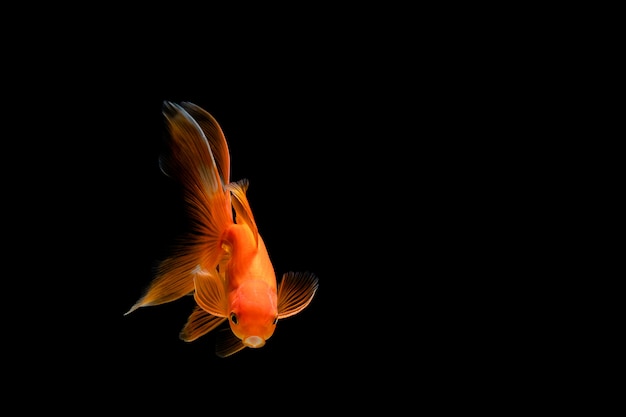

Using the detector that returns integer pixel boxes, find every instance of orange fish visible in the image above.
[125,101,319,357]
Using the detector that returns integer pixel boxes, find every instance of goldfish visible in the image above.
[125,101,319,357]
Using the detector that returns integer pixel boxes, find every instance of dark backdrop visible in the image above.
[16,41,504,411]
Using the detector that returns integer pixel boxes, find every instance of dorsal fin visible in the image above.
[226,179,259,246]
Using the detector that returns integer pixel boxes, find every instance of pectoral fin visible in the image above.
[277,271,319,319]
[215,329,247,358]
[193,267,228,317]
[180,305,226,342]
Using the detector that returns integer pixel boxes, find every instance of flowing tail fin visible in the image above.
[125,102,233,315]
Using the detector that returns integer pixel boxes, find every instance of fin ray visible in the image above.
[277,271,319,319]
[227,179,259,245]
[124,242,218,315]
[215,329,247,358]
[125,102,235,316]
[179,102,230,185]
[180,305,226,342]
[161,101,233,248]
[193,267,228,317]
[160,101,222,194]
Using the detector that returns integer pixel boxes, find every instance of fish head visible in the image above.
[228,280,278,348]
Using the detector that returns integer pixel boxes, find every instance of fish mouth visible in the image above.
[243,336,265,348]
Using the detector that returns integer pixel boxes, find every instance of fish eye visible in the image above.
[230,312,238,324]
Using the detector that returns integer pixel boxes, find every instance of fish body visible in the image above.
[126,101,318,357]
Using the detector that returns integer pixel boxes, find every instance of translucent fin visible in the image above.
[160,101,222,194]
[160,101,233,246]
[226,179,258,246]
[179,102,230,186]
[215,329,247,358]
[124,243,216,316]
[124,102,235,317]
[160,101,234,255]
[193,267,228,317]
[277,271,319,319]
[179,305,226,342]
[124,256,196,315]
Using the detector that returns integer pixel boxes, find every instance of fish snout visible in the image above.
[243,336,265,348]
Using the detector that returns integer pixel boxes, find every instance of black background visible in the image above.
[30,71,423,407]
[11,28,512,410]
